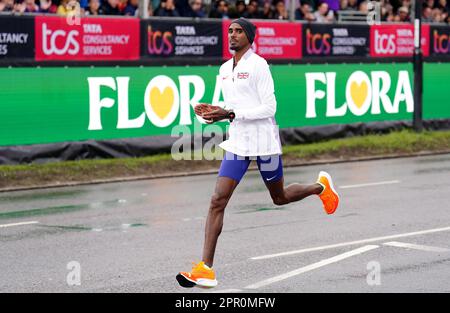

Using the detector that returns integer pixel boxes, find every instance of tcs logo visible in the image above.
[374,30,395,54]
[433,30,449,54]
[147,26,173,55]
[41,22,80,56]
[305,29,331,55]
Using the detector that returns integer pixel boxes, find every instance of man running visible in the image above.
[176,18,339,289]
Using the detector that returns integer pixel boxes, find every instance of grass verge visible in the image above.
[1,129,449,190]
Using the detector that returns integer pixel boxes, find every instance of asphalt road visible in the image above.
[1,154,450,293]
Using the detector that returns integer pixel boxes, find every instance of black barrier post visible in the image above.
[413,0,423,132]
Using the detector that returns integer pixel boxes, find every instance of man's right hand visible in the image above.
[202,107,231,124]
[194,103,213,117]
[194,103,221,117]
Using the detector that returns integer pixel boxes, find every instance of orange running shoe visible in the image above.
[316,171,339,215]
[176,261,218,288]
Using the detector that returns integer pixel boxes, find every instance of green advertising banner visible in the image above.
[0,63,449,147]
[422,63,450,120]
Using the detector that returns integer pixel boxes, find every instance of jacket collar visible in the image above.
[232,47,253,68]
[241,47,253,60]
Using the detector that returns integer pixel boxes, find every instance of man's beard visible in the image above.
[230,43,244,52]
[229,44,239,51]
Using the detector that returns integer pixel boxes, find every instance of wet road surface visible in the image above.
[1,154,450,292]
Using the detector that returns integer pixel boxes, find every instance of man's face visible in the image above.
[319,3,328,14]
[218,1,227,13]
[248,1,257,13]
[301,4,311,13]
[90,0,100,9]
[237,3,245,12]
[276,1,284,12]
[228,23,249,52]
[191,0,202,11]
[109,0,119,7]
[399,10,408,19]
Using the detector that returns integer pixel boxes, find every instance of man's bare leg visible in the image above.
[264,177,323,206]
[202,176,239,267]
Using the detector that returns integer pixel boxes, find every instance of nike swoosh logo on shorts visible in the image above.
[267,175,277,181]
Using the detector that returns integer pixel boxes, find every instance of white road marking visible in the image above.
[0,221,39,228]
[251,225,450,260]
[245,245,379,289]
[383,241,450,253]
[339,180,400,189]
[209,289,243,293]
[183,217,203,222]
[89,202,103,209]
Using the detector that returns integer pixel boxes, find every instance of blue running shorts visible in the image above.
[218,151,283,183]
